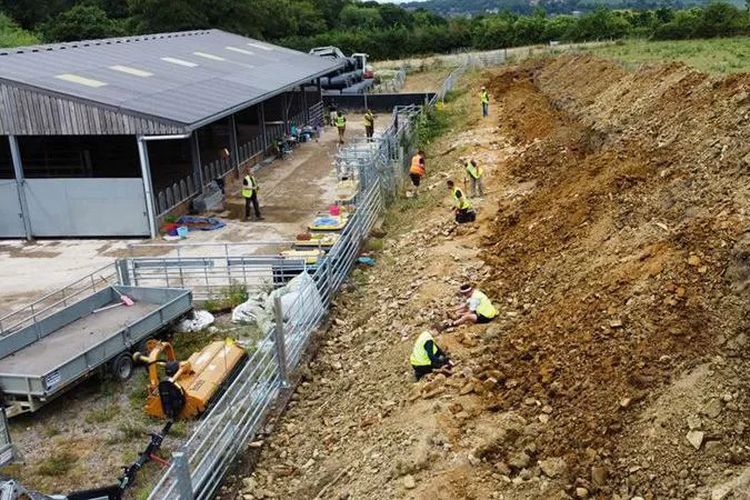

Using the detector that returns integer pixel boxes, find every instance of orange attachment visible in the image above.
[136,339,247,419]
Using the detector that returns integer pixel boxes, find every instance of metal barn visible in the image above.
[0,30,340,239]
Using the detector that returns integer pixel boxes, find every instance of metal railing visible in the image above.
[0,61,469,499]
[0,262,119,336]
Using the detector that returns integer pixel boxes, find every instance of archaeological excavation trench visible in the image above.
[224,55,750,500]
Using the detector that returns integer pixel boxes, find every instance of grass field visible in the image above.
[589,37,750,74]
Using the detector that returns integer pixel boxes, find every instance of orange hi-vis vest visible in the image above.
[409,155,425,177]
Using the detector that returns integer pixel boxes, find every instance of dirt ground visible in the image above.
[0,119,368,317]
[223,56,750,500]
[0,120,370,496]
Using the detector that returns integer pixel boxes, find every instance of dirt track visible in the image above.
[227,56,750,500]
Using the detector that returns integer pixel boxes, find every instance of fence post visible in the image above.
[172,451,193,499]
[273,295,290,388]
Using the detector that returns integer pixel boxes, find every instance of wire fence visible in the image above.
[0,59,470,499]
[143,62,471,499]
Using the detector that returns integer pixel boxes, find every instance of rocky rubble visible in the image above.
[222,56,750,500]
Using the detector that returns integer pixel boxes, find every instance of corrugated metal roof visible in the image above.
[0,30,340,134]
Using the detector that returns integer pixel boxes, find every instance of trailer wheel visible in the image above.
[111,353,134,382]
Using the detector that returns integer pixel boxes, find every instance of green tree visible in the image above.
[0,0,70,29]
[0,12,40,47]
[572,7,632,41]
[128,0,207,32]
[696,1,747,37]
[43,4,124,42]
[339,5,384,29]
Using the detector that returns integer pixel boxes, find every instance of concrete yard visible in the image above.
[0,118,370,317]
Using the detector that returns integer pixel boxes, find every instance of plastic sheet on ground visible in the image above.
[176,310,215,332]
[232,272,325,343]
[176,215,226,231]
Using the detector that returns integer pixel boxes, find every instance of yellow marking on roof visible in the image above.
[225,46,255,56]
[161,57,199,67]
[193,52,225,61]
[54,73,107,88]
[109,65,153,77]
[247,42,273,51]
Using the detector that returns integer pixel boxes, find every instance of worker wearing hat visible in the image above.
[410,329,451,380]
[480,86,490,118]
[449,284,498,327]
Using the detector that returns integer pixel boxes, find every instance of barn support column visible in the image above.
[282,93,290,134]
[190,131,205,194]
[229,114,239,172]
[259,103,269,151]
[8,136,33,242]
[136,137,158,239]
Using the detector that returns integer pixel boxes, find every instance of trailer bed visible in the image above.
[0,302,159,376]
[0,285,192,416]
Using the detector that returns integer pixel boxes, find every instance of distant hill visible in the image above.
[402,0,745,15]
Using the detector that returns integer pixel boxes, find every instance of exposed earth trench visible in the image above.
[219,55,750,500]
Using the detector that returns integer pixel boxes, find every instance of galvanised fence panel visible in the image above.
[144,63,469,499]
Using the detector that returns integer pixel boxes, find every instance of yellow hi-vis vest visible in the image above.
[481,91,489,104]
[410,331,437,367]
[335,115,347,128]
[466,161,483,179]
[471,289,498,318]
[452,187,472,210]
[364,112,374,127]
[242,175,258,198]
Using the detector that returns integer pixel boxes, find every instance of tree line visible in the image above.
[1,0,749,60]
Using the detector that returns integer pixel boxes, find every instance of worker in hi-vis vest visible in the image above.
[364,109,375,141]
[408,150,426,195]
[335,110,347,144]
[446,179,475,223]
[242,167,263,221]
[464,158,484,198]
[481,86,490,118]
[410,330,451,380]
[446,283,498,328]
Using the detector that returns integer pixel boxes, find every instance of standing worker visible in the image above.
[364,109,375,141]
[410,330,451,380]
[335,110,347,144]
[447,179,475,223]
[481,86,490,118]
[242,167,264,221]
[465,158,485,198]
[409,150,426,196]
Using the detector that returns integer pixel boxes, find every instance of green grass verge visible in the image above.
[588,36,750,74]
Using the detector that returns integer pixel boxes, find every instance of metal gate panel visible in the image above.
[24,178,149,237]
[0,180,25,237]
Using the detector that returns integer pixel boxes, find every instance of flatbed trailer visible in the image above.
[0,286,192,417]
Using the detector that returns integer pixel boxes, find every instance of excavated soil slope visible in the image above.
[225,56,750,500]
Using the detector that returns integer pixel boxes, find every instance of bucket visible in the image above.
[329,205,341,216]
[176,226,188,238]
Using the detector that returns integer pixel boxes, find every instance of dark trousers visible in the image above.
[245,193,261,219]
[365,126,374,139]
[455,209,476,223]
[413,351,449,380]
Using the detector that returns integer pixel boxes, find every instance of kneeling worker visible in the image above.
[449,284,498,327]
[447,179,476,223]
[410,330,451,380]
